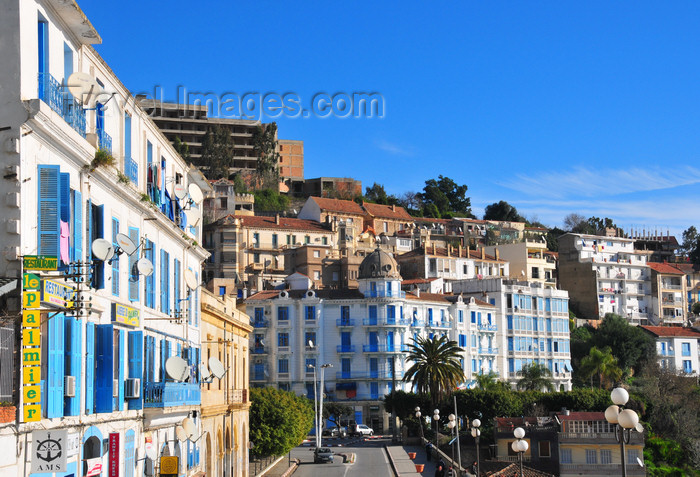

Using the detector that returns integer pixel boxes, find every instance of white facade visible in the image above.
[0,1,209,476]
[452,278,573,391]
[641,326,700,376]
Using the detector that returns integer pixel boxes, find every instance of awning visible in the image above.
[336,382,357,391]
[0,278,17,298]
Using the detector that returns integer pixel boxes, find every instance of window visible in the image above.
[278,307,289,322]
[313,250,320,258]
[683,360,692,373]
[471,311,476,324]
[682,342,691,356]
[585,449,598,464]
[459,334,466,347]
[305,306,315,321]
[218,286,226,296]
[253,233,260,248]
[305,235,310,244]
[458,310,464,323]
[600,449,612,464]
[383,222,388,233]
[627,448,640,465]
[305,332,316,346]
[271,234,278,248]
[305,358,316,372]
[278,359,289,374]
[560,449,572,464]
[160,249,169,312]
[313,271,320,280]
[341,306,350,323]
[538,441,550,458]
[145,240,156,309]
[322,237,328,245]
[278,333,289,347]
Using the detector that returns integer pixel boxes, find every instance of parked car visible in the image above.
[353,424,374,436]
[314,447,334,464]
[322,426,347,438]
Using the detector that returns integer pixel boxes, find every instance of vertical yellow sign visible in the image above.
[21,280,42,422]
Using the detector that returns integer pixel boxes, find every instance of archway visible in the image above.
[225,425,232,477]
[233,423,239,477]
[82,426,103,477]
[217,427,223,477]
[205,432,213,477]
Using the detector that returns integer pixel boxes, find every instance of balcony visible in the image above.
[336,345,356,353]
[427,321,451,330]
[230,389,248,404]
[410,320,425,328]
[559,464,645,476]
[144,382,200,408]
[253,319,269,328]
[478,347,499,355]
[364,290,406,298]
[38,73,86,138]
[125,156,138,183]
[362,344,407,353]
[362,317,411,326]
[478,324,498,332]
[98,129,113,154]
[336,370,404,380]
[252,346,267,355]
[336,318,355,327]
[559,432,644,444]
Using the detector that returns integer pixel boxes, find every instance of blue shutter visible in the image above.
[112,218,119,296]
[85,322,95,414]
[93,205,105,289]
[125,430,135,477]
[47,313,65,418]
[59,173,70,223]
[174,259,181,315]
[64,317,81,416]
[128,227,139,301]
[127,331,143,410]
[95,324,114,413]
[118,329,125,411]
[160,339,167,381]
[87,199,92,263]
[37,21,47,74]
[148,336,156,383]
[72,190,82,262]
[38,165,60,256]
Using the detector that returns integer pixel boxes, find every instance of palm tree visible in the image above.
[580,346,623,389]
[475,371,504,391]
[403,335,465,407]
[516,363,555,392]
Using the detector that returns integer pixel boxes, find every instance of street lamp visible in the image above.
[318,363,333,447]
[512,427,528,477]
[415,407,424,442]
[605,387,642,477]
[448,414,456,473]
[433,409,440,451]
[307,363,318,448]
[470,419,481,477]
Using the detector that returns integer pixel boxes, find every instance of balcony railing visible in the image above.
[336,370,404,380]
[230,389,248,404]
[336,318,355,327]
[336,345,356,353]
[253,319,269,328]
[363,317,411,326]
[38,72,86,137]
[125,156,138,183]
[559,464,645,476]
[98,129,113,154]
[410,320,425,328]
[365,290,406,298]
[362,344,409,353]
[478,347,499,355]
[144,382,200,408]
[478,324,498,331]
[427,321,451,329]
[252,347,267,354]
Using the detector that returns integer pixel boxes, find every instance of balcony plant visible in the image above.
[86,148,116,172]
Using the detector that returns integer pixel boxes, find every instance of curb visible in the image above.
[256,455,285,477]
[384,444,400,477]
[280,459,299,477]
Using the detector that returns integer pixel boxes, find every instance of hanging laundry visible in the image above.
[60,221,70,264]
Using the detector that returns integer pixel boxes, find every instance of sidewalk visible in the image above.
[256,455,297,477]
[386,444,437,477]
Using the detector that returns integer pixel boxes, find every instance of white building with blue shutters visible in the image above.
[244,248,499,432]
[0,0,209,476]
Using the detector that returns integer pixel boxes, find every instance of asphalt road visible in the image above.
[290,436,395,477]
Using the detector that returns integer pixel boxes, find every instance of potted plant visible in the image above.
[0,402,16,423]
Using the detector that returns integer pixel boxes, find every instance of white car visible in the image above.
[355,424,374,436]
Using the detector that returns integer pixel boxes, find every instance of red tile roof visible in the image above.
[484,463,554,477]
[362,202,413,221]
[310,197,364,215]
[210,214,331,232]
[640,326,700,338]
[647,262,684,275]
[401,278,439,285]
[674,263,700,274]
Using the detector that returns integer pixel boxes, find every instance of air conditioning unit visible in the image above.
[113,379,119,398]
[64,375,76,397]
[125,378,141,399]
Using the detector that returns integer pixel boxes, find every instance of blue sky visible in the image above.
[79,1,700,236]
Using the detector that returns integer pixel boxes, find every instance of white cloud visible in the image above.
[376,140,414,157]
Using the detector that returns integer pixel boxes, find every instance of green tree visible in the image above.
[516,363,555,392]
[680,226,698,258]
[252,123,280,187]
[249,387,314,456]
[475,371,510,391]
[419,176,474,218]
[483,201,525,222]
[403,335,465,408]
[364,183,400,205]
[253,188,290,212]
[692,302,700,316]
[592,313,655,372]
[323,402,353,429]
[383,390,429,421]
[545,227,566,252]
[199,125,233,179]
[173,136,190,162]
[579,346,623,389]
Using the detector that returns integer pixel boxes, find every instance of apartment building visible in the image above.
[494,412,645,476]
[362,202,414,236]
[486,228,557,287]
[558,233,652,324]
[200,290,252,477]
[298,196,366,238]
[0,1,209,475]
[676,263,700,315]
[203,214,334,292]
[640,326,700,375]
[452,278,573,392]
[647,262,687,325]
[278,139,304,184]
[302,177,362,199]
[243,249,497,431]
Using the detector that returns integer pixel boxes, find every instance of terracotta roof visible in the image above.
[674,263,700,274]
[640,326,700,338]
[556,411,605,421]
[209,214,331,232]
[647,262,684,275]
[310,197,364,215]
[401,278,439,285]
[362,202,413,220]
[484,463,554,477]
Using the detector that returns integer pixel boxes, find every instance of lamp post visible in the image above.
[448,414,456,474]
[318,363,333,448]
[415,407,424,442]
[307,363,318,448]
[433,409,440,452]
[512,427,528,477]
[470,419,481,477]
[605,387,641,477]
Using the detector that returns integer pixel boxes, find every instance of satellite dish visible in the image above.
[209,357,226,379]
[92,238,115,261]
[66,71,103,100]
[188,183,204,204]
[637,457,644,468]
[635,423,644,433]
[137,258,154,277]
[184,209,200,227]
[174,184,188,200]
[165,356,190,382]
[175,426,188,442]
[181,418,196,439]
[116,233,137,255]
[144,441,157,461]
[200,363,212,382]
[184,269,198,290]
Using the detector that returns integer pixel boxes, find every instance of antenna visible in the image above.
[115,233,138,256]
[137,258,154,277]
[208,357,227,379]
[91,238,115,261]
[165,356,190,382]
[184,269,198,290]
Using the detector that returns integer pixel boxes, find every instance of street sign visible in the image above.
[23,255,58,270]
